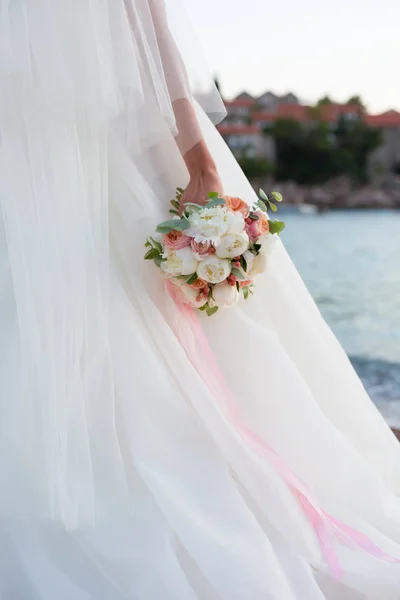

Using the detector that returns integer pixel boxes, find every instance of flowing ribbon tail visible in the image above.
[165,282,400,579]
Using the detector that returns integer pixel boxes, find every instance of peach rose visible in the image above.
[191,239,216,260]
[239,279,253,288]
[163,230,191,251]
[189,278,209,290]
[245,211,269,241]
[224,196,250,219]
[196,287,210,303]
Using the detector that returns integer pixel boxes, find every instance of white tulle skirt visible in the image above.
[2,5,400,599]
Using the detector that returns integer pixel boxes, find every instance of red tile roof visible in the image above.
[253,104,310,123]
[217,125,260,135]
[319,103,362,122]
[366,110,400,128]
[225,99,254,108]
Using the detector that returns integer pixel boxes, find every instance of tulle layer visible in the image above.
[0,0,225,151]
[2,106,400,597]
[2,4,400,596]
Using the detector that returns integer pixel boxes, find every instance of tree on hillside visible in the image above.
[269,116,381,184]
[346,95,366,111]
[316,95,333,107]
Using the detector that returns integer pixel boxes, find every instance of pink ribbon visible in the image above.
[165,281,400,579]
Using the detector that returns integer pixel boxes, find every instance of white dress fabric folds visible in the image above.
[1,1,400,599]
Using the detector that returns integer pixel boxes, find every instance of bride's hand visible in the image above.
[179,168,223,215]
[179,140,223,215]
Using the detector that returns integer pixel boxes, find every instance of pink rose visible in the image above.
[191,239,216,259]
[163,230,191,250]
[245,211,269,241]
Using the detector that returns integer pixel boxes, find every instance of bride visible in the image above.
[1,1,400,598]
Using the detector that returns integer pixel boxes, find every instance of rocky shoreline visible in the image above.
[251,176,400,210]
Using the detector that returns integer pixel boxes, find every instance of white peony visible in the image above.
[161,247,198,277]
[210,282,240,308]
[242,250,255,272]
[187,206,244,245]
[216,231,249,259]
[248,252,268,277]
[258,232,278,255]
[180,285,208,308]
[196,255,231,284]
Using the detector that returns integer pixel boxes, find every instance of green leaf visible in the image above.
[205,198,226,209]
[248,213,259,220]
[206,305,219,317]
[268,201,278,212]
[240,255,247,272]
[231,267,245,280]
[243,287,249,300]
[259,189,269,201]
[236,281,240,292]
[185,273,198,285]
[207,192,219,198]
[170,199,180,210]
[256,199,268,212]
[183,202,202,209]
[271,191,283,203]
[199,304,208,311]
[169,209,179,215]
[268,220,286,235]
[154,257,164,268]
[252,243,262,253]
[144,248,161,261]
[156,218,190,233]
[144,239,152,248]
[177,187,184,194]
[149,237,163,253]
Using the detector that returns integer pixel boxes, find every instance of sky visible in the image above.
[184,0,400,114]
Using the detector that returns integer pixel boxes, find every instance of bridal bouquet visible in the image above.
[144,189,285,316]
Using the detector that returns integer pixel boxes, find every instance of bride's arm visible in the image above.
[147,0,223,210]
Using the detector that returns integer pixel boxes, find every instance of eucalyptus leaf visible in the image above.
[259,189,269,201]
[248,213,259,220]
[231,267,245,280]
[256,199,268,212]
[206,305,219,317]
[156,218,190,233]
[271,191,283,203]
[205,198,226,209]
[183,202,202,208]
[268,220,286,235]
[268,201,278,212]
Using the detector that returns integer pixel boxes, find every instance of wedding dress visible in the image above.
[1,1,400,599]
